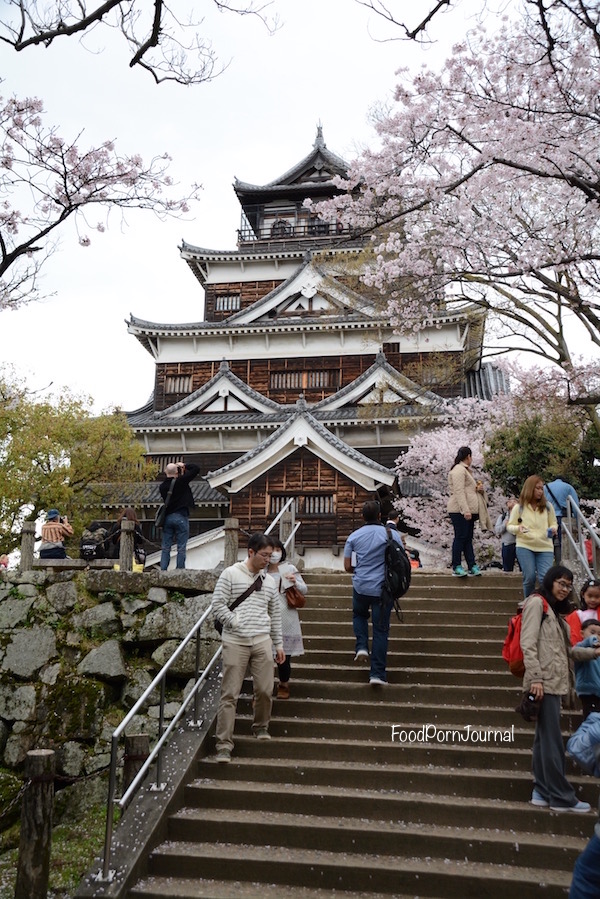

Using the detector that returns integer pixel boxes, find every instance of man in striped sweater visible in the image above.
[213,533,284,763]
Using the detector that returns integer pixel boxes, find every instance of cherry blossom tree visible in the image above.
[397,362,600,561]
[396,395,511,564]
[0,93,201,310]
[0,1,279,85]
[315,1,600,434]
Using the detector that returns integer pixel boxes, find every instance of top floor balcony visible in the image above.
[237,218,361,251]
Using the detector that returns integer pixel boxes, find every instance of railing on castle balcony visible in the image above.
[237,220,356,245]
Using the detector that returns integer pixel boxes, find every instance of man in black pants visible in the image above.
[159,461,200,570]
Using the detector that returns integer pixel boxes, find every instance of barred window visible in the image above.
[269,495,334,516]
[165,375,192,394]
[270,496,300,516]
[304,495,334,515]
[270,370,338,390]
[215,294,241,312]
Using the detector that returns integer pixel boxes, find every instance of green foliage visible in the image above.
[0,366,157,553]
[485,413,600,498]
[0,775,108,898]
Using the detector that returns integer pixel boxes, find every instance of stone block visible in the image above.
[72,602,120,636]
[77,640,127,683]
[137,595,211,643]
[46,580,79,614]
[3,626,57,678]
[0,597,35,630]
[0,683,37,721]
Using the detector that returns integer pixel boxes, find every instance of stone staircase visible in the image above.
[126,570,597,899]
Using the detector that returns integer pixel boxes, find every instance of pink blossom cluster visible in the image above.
[0,93,201,310]
[315,5,600,380]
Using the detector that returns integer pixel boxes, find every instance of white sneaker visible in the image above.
[550,800,591,813]
[354,649,369,663]
[369,676,387,686]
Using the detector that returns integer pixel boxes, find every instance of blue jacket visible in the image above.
[574,635,600,696]
[344,522,404,597]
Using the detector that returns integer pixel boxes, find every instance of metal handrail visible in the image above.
[560,496,600,582]
[265,497,299,556]
[97,602,222,882]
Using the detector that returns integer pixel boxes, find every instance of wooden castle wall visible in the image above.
[228,448,379,546]
[154,350,465,410]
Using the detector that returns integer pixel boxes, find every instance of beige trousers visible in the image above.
[215,636,273,752]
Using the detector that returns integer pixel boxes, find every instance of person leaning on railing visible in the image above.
[39,509,73,559]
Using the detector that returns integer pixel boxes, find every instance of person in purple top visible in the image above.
[344,500,404,687]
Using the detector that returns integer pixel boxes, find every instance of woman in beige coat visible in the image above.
[521,565,595,812]
[447,446,484,577]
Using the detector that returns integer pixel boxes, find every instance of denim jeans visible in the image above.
[449,513,476,570]
[515,547,554,597]
[570,833,600,898]
[160,511,190,569]
[352,588,392,682]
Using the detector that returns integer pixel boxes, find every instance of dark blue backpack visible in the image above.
[380,527,411,621]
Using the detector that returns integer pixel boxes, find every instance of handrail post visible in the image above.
[15,749,55,899]
[223,517,239,567]
[19,522,36,572]
[119,519,135,572]
[100,733,120,881]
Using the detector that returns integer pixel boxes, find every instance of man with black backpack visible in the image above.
[343,501,407,687]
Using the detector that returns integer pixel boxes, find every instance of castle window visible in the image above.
[269,495,334,516]
[269,493,334,518]
[270,370,339,390]
[215,294,241,312]
[165,376,192,394]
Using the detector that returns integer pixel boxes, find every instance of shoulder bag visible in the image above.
[214,575,263,635]
[154,478,176,528]
[282,582,306,609]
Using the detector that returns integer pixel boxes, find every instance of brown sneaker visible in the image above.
[277,682,290,699]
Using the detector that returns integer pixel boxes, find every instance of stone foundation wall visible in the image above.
[0,567,219,777]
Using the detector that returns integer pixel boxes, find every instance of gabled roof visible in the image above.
[206,398,396,493]
[153,360,282,420]
[313,351,445,412]
[224,256,374,326]
[234,127,348,202]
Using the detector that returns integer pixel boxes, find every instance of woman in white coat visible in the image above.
[267,538,307,699]
[447,446,484,577]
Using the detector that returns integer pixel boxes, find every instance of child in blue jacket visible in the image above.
[574,620,600,720]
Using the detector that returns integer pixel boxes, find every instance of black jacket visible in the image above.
[160,463,201,516]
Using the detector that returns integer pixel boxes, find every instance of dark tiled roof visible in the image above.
[207,401,394,482]
[464,364,510,400]
[98,480,227,509]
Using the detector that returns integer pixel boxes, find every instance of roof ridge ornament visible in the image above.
[219,359,230,372]
[314,124,325,150]
[296,394,308,412]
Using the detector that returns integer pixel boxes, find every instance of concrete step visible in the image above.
[194,756,595,817]
[300,621,509,639]
[144,840,573,898]
[117,570,588,899]
[185,775,595,836]
[167,806,584,870]
[129,878,430,899]
[298,649,511,671]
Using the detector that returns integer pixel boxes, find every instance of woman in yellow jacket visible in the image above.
[508,475,557,597]
[447,446,483,577]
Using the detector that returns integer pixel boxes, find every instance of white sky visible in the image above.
[0,0,490,412]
